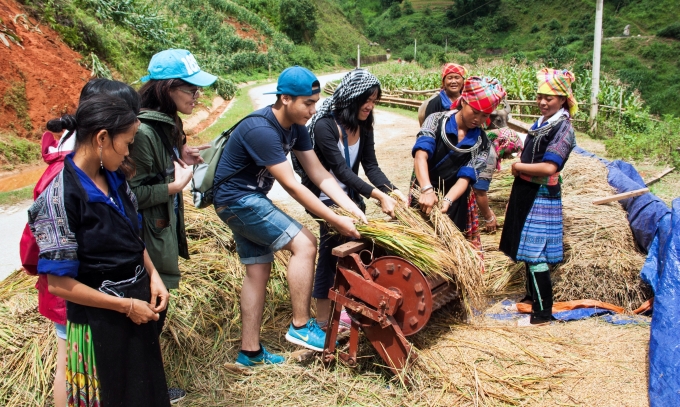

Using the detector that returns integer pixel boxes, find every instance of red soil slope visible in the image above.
[0,0,89,141]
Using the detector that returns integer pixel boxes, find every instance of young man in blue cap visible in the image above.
[213,66,366,366]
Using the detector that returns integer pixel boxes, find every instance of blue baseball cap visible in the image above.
[264,66,320,96]
[140,49,217,87]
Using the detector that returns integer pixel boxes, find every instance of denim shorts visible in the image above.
[216,193,302,264]
[55,322,67,340]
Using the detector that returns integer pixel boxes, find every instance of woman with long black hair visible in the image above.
[28,95,170,406]
[301,69,406,329]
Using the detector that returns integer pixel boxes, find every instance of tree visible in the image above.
[381,0,401,10]
[451,0,500,24]
[402,0,414,15]
[279,0,318,44]
[389,3,401,19]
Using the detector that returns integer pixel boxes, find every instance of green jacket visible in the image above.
[129,110,189,289]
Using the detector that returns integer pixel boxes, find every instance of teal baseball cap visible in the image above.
[264,65,320,96]
[140,49,217,87]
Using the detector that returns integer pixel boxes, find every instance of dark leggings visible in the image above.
[312,200,347,299]
[525,263,553,321]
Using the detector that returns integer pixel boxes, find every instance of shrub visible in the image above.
[454,0,500,22]
[211,77,238,99]
[530,24,540,33]
[287,45,321,68]
[657,23,680,40]
[3,81,32,132]
[565,34,581,43]
[604,113,680,168]
[389,3,401,19]
[279,0,318,44]
[0,133,40,164]
[402,0,414,15]
[547,19,562,31]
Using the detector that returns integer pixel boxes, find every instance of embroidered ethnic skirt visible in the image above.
[66,322,100,407]
[500,177,564,265]
[515,185,563,263]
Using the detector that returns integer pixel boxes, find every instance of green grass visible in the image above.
[3,81,32,133]
[0,185,33,207]
[347,0,680,117]
[0,133,41,169]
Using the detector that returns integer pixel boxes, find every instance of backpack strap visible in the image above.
[209,113,284,193]
[138,118,180,186]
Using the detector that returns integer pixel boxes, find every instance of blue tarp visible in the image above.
[606,160,670,251]
[485,300,650,325]
[648,199,680,407]
[575,147,680,404]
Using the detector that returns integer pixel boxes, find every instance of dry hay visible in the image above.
[0,272,58,406]
[486,153,652,310]
[0,192,651,406]
[331,194,485,313]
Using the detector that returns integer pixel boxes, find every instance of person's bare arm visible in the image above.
[144,249,169,313]
[474,189,497,232]
[293,149,367,223]
[47,274,159,324]
[414,150,438,214]
[267,160,361,238]
[512,162,558,177]
[440,178,470,213]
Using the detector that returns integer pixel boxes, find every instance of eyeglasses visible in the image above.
[178,87,201,98]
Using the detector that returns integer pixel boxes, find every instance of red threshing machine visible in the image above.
[322,241,460,375]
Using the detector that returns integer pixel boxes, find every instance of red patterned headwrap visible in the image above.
[441,63,467,81]
[460,76,506,114]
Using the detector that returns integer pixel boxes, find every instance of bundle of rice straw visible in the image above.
[331,192,484,311]
[485,153,651,309]
[555,153,650,309]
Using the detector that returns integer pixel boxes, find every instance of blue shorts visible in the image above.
[216,193,302,264]
[55,322,67,340]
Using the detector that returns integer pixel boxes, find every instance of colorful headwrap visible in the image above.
[441,63,468,81]
[536,68,579,117]
[487,128,523,170]
[307,68,380,145]
[460,76,506,114]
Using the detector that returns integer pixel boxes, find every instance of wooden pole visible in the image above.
[589,0,603,132]
[592,188,649,205]
[644,168,675,186]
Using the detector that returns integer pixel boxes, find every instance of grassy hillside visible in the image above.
[15,0,376,90]
[335,0,680,117]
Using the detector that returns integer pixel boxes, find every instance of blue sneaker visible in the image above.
[285,319,327,351]
[235,345,284,367]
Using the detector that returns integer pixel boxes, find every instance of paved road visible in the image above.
[0,202,31,280]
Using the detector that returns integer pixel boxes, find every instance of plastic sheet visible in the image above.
[648,198,680,407]
[606,160,670,251]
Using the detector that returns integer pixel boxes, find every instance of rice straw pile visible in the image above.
[485,153,651,309]
[0,272,57,406]
[0,192,651,406]
[331,193,484,311]
[555,153,650,309]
